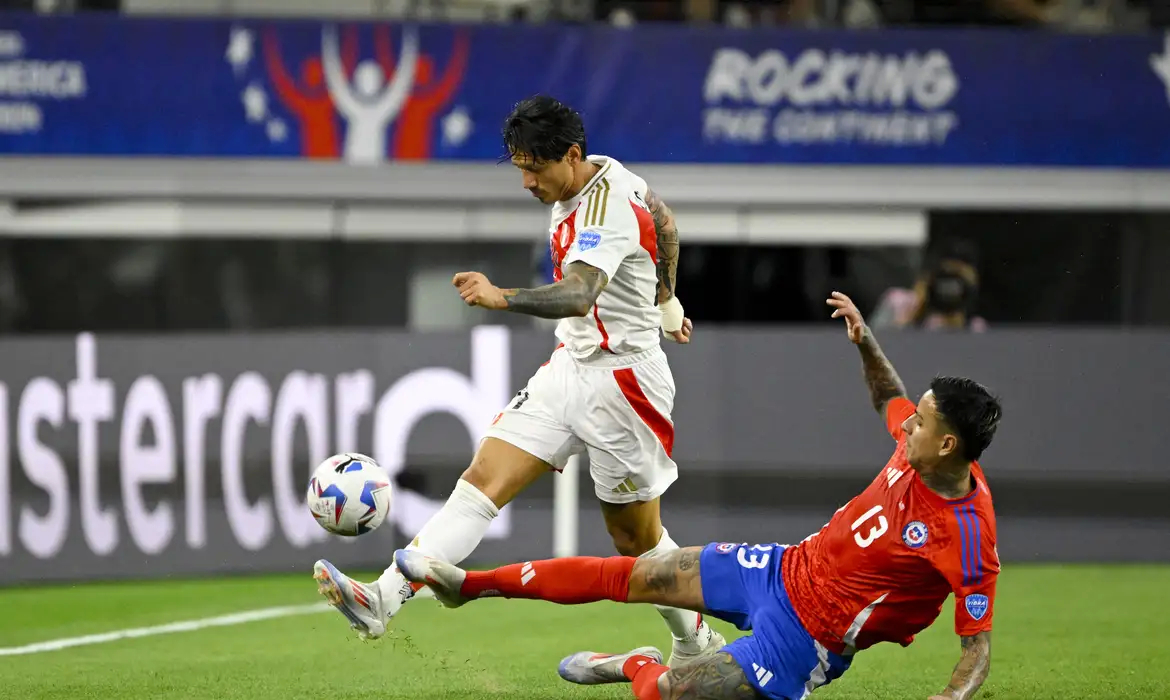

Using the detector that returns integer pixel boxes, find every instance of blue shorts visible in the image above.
[699,542,852,700]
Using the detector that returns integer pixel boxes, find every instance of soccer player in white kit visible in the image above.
[313,95,725,666]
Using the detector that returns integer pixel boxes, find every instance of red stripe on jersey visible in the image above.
[593,305,613,353]
[631,198,657,264]
[614,368,674,457]
[551,211,578,282]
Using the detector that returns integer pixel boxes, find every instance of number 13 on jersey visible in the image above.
[851,505,889,549]
[734,504,889,572]
[737,544,774,569]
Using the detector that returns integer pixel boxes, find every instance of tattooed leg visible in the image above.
[559,646,760,699]
[654,651,761,700]
[626,546,707,612]
[624,550,760,697]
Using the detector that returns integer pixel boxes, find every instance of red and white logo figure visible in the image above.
[225,23,471,163]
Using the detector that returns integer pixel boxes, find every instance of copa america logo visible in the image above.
[715,542,738,554]
[902,520,929,549]
[965,593,989,620]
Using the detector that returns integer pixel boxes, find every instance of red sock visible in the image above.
[623,655,668,700]
[460,556,634,604]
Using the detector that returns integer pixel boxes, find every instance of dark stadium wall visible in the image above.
[0,327,1166,584]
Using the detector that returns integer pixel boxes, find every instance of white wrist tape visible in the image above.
[659,296,685,334]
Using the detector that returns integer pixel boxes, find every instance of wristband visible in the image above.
[659,296,684,334]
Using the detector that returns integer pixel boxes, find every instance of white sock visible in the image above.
[645,528,705,644]
[375,479,499,612]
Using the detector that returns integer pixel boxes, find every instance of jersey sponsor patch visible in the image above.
[715,542,738,554]
[576,230,602,251]
[902,520,928,549]
[965,594,990,621]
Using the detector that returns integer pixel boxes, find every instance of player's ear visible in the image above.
[939,433,959,459]
[565,144,581,165]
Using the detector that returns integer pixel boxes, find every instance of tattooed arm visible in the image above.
[502,262,607,319]
[857,326,909,415]
[452,263,607,319]
[643,188,679,304]
[930,632,991,700]
[827,291,907,415]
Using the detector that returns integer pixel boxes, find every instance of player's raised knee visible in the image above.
[459,437,550,507]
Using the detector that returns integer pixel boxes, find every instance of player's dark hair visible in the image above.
[930,376,1002,462]
[502,95,587,163]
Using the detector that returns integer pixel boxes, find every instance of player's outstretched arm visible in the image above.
[856,323,909,415]
[826,291,908,415]
[930,631,991,700]
[643,188,679,304]
[503,262,607,319]
[452,263,607,319]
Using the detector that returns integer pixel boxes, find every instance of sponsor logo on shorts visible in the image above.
[965,594,989,620]
[577,230,602,251]
[715,542,738,554]
[902,520,928,549]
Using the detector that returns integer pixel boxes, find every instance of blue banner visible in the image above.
[1,14,1169,167]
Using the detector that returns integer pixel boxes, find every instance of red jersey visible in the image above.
[782,397,999,655]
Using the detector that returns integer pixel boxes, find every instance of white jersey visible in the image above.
[549,155,660,360]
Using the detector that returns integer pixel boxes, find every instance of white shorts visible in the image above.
[484,344,678,504]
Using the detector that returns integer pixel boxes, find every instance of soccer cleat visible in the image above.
[313,559,388,640]
[666,619,728,668]
[558,646,663,685]
[393,549,469,609]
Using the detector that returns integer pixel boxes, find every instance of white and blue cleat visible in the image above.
[558,646,664,685]
[313,559,388,640]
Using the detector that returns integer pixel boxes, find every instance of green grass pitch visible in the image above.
[1,564,1166,700]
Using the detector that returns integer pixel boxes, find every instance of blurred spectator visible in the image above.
[905,0,1122,28]
[870,239,988,332]
[909,0,1057,26]
[595,0,685,23]
[720,0,817,25]
[0,0,120,10]
[597,0,817,25]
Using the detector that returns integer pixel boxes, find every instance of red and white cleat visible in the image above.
[557,646,664,685]
[312,559,388,640]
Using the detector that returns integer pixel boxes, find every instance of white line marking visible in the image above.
[0,602,330,657]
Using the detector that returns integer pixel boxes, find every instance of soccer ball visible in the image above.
[306,453,393,537]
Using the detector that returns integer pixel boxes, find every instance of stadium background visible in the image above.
[0,2,1168,698]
